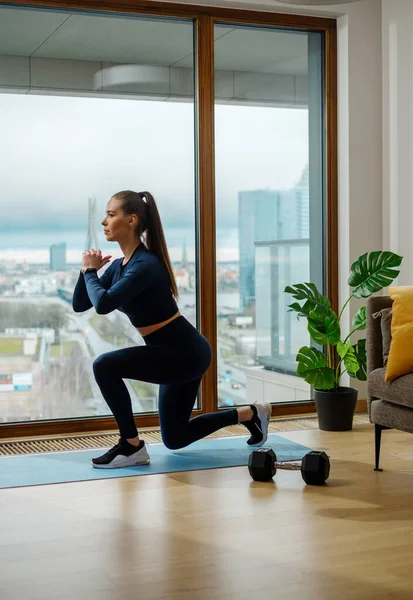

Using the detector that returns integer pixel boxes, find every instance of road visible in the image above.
[1,295,250,410]
[217,339,248,405]
[69,309,147,413]
[60,330,102,403]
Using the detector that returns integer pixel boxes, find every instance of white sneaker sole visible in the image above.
[249,402,272,447]
[92,447,151,469]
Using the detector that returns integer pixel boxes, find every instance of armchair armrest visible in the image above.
[366,295,393,375]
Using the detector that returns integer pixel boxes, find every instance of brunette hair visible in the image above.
[112,190,178,298]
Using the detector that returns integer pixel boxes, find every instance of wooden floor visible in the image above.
[1,423,413,600]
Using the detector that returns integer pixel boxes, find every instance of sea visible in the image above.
[0,227,240,264]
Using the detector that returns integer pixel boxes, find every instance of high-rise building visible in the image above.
[50,242,67,272]
[294,164,309,239]
[174,238,191,290]
[85,197,99,250]
[238,189,295,311]
[181,238,188,269]
[238,165,310,311]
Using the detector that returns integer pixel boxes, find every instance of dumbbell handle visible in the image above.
[274,461,302,471]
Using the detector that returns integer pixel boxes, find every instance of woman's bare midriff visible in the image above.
[136,311,181,337]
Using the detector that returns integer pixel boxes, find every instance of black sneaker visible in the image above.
[92,438,150,469]
[243,402,272,446]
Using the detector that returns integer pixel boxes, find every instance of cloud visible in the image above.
[0,94,308,231]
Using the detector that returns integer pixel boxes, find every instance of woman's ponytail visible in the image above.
[113,189,179,299]
[140,191,179,299]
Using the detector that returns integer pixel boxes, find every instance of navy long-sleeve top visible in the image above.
[72,244,178,328]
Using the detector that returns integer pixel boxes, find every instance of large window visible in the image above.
[0,1,335,434]
[214,25,325,408]
[0,6,196,423]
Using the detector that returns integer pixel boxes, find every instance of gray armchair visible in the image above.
[367,295,413,470]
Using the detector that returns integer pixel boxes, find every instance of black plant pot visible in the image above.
[314,387,358,431]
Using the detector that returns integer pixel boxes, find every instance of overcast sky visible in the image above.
[0,93,308,231]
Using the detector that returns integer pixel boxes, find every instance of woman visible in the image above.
[73,190,271,469]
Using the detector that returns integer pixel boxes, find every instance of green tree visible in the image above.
[0,302,69,343]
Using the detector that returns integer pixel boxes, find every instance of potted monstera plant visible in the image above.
[285,251,403,431]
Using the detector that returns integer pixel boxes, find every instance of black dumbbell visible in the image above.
[248,448,330,486]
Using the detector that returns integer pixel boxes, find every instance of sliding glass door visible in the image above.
[214,24,325,408]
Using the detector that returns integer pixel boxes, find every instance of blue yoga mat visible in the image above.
[0,434,312,489]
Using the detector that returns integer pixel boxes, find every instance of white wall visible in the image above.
[382,0,413,285]
[337,1,382,393]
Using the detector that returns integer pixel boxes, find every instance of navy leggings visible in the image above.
[92,316,238,449]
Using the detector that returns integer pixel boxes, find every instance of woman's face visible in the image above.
[101,197,138,243]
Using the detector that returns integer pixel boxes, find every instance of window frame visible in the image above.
[0,0,337,438]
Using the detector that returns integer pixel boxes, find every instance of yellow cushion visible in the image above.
[385,286,413,382]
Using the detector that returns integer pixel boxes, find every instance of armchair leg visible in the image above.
[375,424,391,471]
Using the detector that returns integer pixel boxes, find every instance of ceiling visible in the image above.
[0,5,309,75]
[276,0,359,4]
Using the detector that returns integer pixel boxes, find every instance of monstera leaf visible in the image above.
[286,250,402,389]
[285,283,331,318]
[348,252,402,299]
[307,308,341,346]
[352,307,367,331]
[347,339,367,381]
[337,341,360,375]
[296,346,336,390]
[285,283,339,345]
